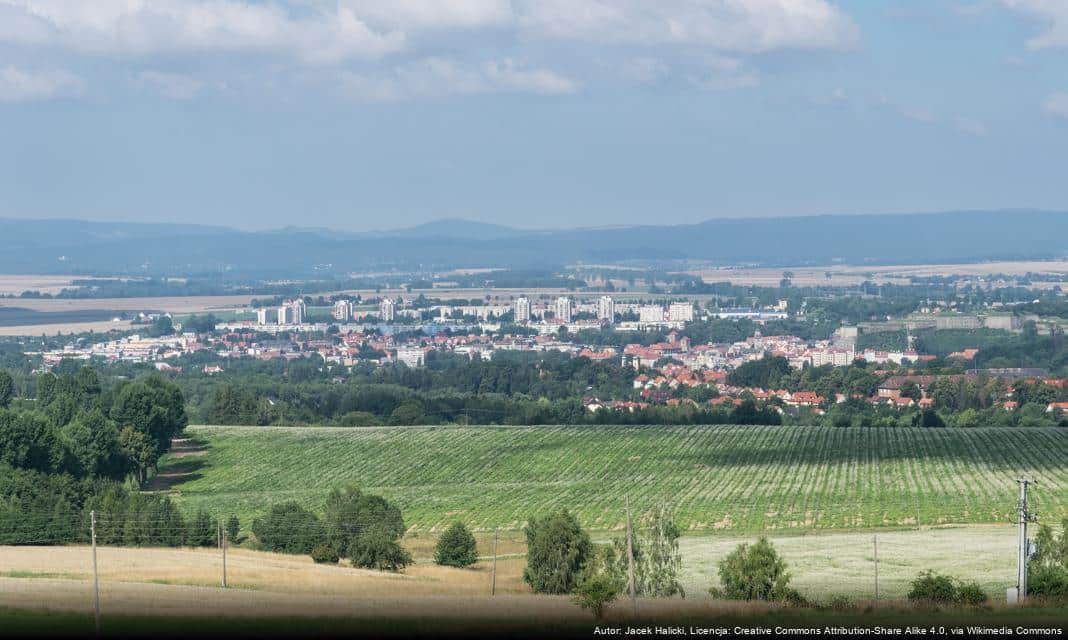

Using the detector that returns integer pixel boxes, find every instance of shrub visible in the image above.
[251,502,325,555]
[956,582,988,606]
[715,538,795,602]
[523,510,592,594]
[907,571,958,604]
[311,544,340,564]
[434,522,479,568]
[573,573,623,619]
[349,528,412,571]
[1028,565,1068,598]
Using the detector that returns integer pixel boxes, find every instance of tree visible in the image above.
[225,515,240,542]
[642,505,685,598]
[0,370,13,408]
[524,510,592,594]
[434,522,478,568]
[573,573,622,619]
[251,502,325,555]
[907,571,959,604]
[323,486,405,557]
[912,409,946,429]
[714,538,795,602]
[349,527,412,571]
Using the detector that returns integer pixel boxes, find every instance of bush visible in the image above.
[251,502,325,555]
[523,510,592,594]
[1028,565,1068,598]
[434,522,478,568]
[349,528,412,571]
[715,538,796,602]
[907,571,959,604]
[573,573,623,619]
[311,544,340,564]
[956,582,988,606]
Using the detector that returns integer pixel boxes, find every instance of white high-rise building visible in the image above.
[669,302,694,323]
[277,304,293,325]
[513,297,531,323]
[256,308,270,325]
[598,296,615,323]
[380,298,396,322]
[333,299,353,321]
[291,298,306,325]
[555,296,572,323]
[276,299,305,325]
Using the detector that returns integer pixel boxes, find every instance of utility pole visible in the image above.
[625,495,636,616]
[220,524,228,588]
[491,527,498,596]
[873,534,879,605]
[1016,478,1038,602]
[90,510,100,638]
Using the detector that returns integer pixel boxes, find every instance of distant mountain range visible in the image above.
[0,210,1064,277]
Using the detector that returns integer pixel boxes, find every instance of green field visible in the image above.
[162,425,1068,532]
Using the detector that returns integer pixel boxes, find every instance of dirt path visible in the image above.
[143,438,207,492]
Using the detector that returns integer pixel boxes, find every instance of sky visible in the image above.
[0,1,1067,232]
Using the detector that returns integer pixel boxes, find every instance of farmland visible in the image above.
[162,425,1068,533]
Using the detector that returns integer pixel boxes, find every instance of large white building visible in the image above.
[396,346,426,367]
[380,298,396,322]
[639,305,664,323]
[598,296,615,323]
[276,299,305,325]
[333,299,353,321]
[669,302,694,323]
[256,308,270,325]
[555,296,572,323]
[513,297,531,323]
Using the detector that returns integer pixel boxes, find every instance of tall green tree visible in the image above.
[523,510,592,594]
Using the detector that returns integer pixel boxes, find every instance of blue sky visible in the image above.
[1,1,1067,231]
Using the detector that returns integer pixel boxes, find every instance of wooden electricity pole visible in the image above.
[873,534,879,605]
[91,510,100,637]
[220,524,228,588]
[625,495,636,615]
[491,527,498,596]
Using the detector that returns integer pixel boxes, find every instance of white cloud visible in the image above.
[1043,92,1068,119]
[0,0,405,63]
[340,57,575,101]
[1002,0,1068,48]
[338,0,512,31]
[0,0,860,99]
[136,71,205,100]
[0,65,83,101]
[515,0,858,52]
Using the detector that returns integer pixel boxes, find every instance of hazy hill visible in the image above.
[0,210,1063,276]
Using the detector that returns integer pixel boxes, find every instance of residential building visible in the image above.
[555,296,572,323]
[380,298,396,322]
[333,299,353,321]
[598,296,615,323]
[514,297,531,324]
[256,308,270,325]
[669,302,694,322]
[639,305,664,323]
[397,346,426,367]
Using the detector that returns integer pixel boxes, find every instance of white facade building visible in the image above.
[380,298,396,322]
[333,299,353,321]
[669,302,694,323]
[598,296,615,323]
[256,308,270,325]
[396,346,426,367]
[514,297,531,323]
[555,296,572,323]
[639,305,664,323]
